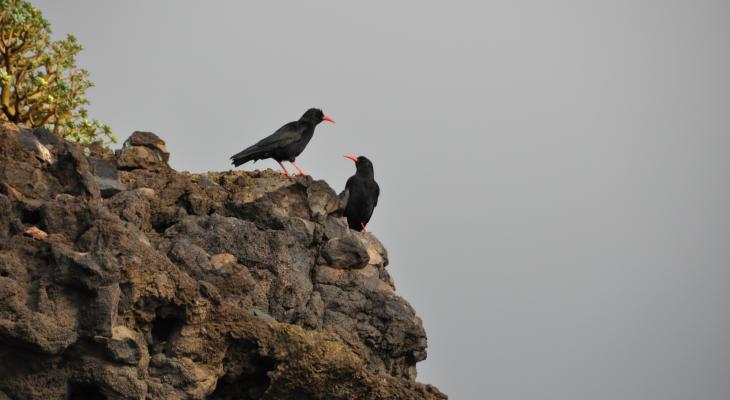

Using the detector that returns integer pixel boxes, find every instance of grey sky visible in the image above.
[33,1,730,398]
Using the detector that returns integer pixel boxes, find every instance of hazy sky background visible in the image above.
[34,1,730,398]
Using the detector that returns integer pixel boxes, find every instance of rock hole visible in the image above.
[152,316,181,342]
[209,341,276,400]
[0,271,8,277]
[151,305,184,343]
[68,381,106,400]
[151,220,172,234]
[151,209,184,234]
[175,194,192,214]
[20,208,42,225]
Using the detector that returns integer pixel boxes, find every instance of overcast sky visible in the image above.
[33,1,730,399]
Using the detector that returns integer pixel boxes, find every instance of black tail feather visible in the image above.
[230,146,262,167]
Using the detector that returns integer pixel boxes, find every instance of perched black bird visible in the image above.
[341,155,379,232]
[230,108,335,176]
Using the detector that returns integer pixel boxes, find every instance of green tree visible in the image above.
[0,0,114,144]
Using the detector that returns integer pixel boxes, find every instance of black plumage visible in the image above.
[230,108,334,176]
[342,155,379,232]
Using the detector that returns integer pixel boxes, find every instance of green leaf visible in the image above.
[0,0,112,146]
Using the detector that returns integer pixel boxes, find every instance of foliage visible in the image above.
[0,0,114,144]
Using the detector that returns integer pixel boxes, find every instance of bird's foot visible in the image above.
[291,162,307,177]
[277,161,291,176]
[361,223,368,233]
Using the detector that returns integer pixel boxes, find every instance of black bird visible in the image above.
[230,108,335,176]
[341,155,379,232]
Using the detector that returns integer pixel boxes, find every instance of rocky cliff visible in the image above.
[0,122,445,399]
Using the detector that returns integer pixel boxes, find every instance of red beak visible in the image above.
[322,116,336,124]
[343,155,358,162]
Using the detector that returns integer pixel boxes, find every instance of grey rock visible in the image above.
[51,242,111,291]
[95,176,127,198]
[196,175,216,187]
[30,127,61,146]
[89,157,127,198]
[0,121,444,400]
[284,216,321,246]
[92,283,121,337]
[307,179,340,217]
[15,130,46,155]
[319,234,370,269]
[323,215,350,240]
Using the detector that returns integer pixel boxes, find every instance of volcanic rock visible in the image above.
[0,122,445,399]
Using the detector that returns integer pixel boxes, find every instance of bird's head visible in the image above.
[344,155,374,176]
[301,108,335,125]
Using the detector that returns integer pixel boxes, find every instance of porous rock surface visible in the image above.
[0,122,445,400]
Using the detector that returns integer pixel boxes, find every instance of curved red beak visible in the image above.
[322,116,336,124]
[343,155,358,162]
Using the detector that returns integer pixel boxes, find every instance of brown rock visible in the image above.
[92,283,121,337]
[105,325,145,365]
[116,131,171,171]
[117,145,163,170]
[23,226,48,240]
[126,131,170,162]
[319,234,370,269]
[209,253,236,269]
[135,187,156,199]
[0,123,445,400]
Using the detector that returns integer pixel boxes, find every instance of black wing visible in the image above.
[253,121,305,149]
[230,121,305,165]
[339,175,356,209]
[373,182,380,209]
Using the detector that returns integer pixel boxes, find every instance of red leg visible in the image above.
[276,161,291,176]
[291,162,307,176]
[361,223,367,233]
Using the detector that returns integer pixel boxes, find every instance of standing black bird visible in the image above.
[341,155,380,232]
[230,108,335,176]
